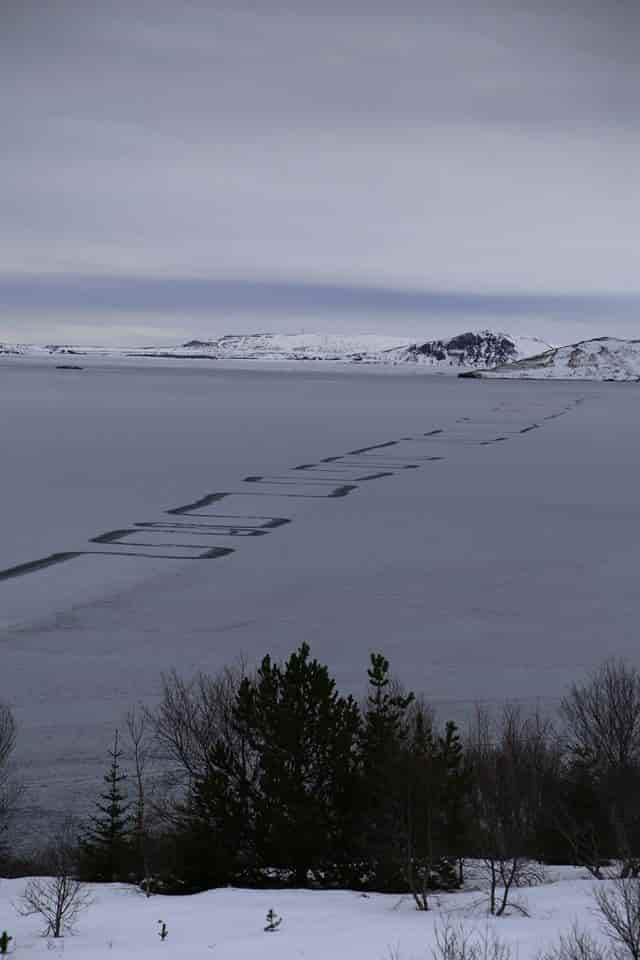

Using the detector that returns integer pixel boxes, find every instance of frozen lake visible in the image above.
[1,357,639,828]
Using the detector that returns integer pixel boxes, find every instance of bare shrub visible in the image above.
[152,664,247,785]
[561,661,640,771]
[433,919,513,960]
[124,705,155,892]
[467,704,557,915]
[17,829,93,937]
[0,703,23,861]
[538,924,609,960]
[561,660,640,878]
[540,880,640,960]
[594,878,640,960]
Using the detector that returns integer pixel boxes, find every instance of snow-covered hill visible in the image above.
[177,332,409,360]
[0,330,552,369]
[382,331,550,367]
[480,337,640,381]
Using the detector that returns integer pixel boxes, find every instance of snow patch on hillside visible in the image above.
[482,337,640,381]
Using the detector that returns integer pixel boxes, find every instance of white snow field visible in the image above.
[0,869,618,959]
[1,356,640,829]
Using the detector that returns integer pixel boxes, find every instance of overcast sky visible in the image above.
[1,0,639,344]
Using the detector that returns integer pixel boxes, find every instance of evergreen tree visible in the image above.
[172,735,255,891]
[235,643,361,885]
[437,720,470,884]
[359,654,414,891]
[80,731,132,880]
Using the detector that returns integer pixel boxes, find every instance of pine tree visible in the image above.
[80,731,132,881]
[264,908,282,932]
[437,720,469,884]
[235,643,361,886]
[359,654,414,891]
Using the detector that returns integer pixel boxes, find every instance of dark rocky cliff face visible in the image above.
[406,331,517,367]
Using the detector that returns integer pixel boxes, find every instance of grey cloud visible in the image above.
[2,272,639,318]
[1,0,639,335]
[5,0,638,136]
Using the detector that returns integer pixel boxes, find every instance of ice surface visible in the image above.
[1,358,639,829]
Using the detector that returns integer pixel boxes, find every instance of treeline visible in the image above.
[4,651,640,901]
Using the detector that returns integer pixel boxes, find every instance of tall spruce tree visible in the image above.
[360,654,414,891]
[235,643,361,886]
[81,731,132,881]
[406,709,470,905]
[437,720,469,884]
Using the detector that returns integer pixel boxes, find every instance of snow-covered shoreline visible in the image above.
[0,329,551,370]
[3,330,639,380]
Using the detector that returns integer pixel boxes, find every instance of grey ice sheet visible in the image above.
[1,359,638,830]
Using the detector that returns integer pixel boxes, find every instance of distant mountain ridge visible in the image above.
[2,331,640,380]
[1,330,549,365]
[383,331,550,367]
[172,330,552,366]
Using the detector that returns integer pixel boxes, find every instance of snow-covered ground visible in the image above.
[0,869,614,958]
[482,337,640,381]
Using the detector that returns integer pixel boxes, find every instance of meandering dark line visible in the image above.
[225,487,359,499]
[91,529,136,544]
[167,492,230,515]
[86,546,235,560]
[0,552,83,582]
[106,538,256,549]
[296,462,420,473]
[345,440,399,455]
[244,475,347,485]
[134,529,267,540]
[162,514,291,527]
[328,485,359,498]
[354,472,394,481]
[2,398,576,584]
[339,453,442,463]
[136,521,268,534]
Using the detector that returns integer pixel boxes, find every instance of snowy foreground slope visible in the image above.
[0,870,612,958]
[0,330,550,369]
[479,337,640,381]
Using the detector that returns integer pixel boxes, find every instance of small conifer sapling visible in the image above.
[264,909,282,932]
